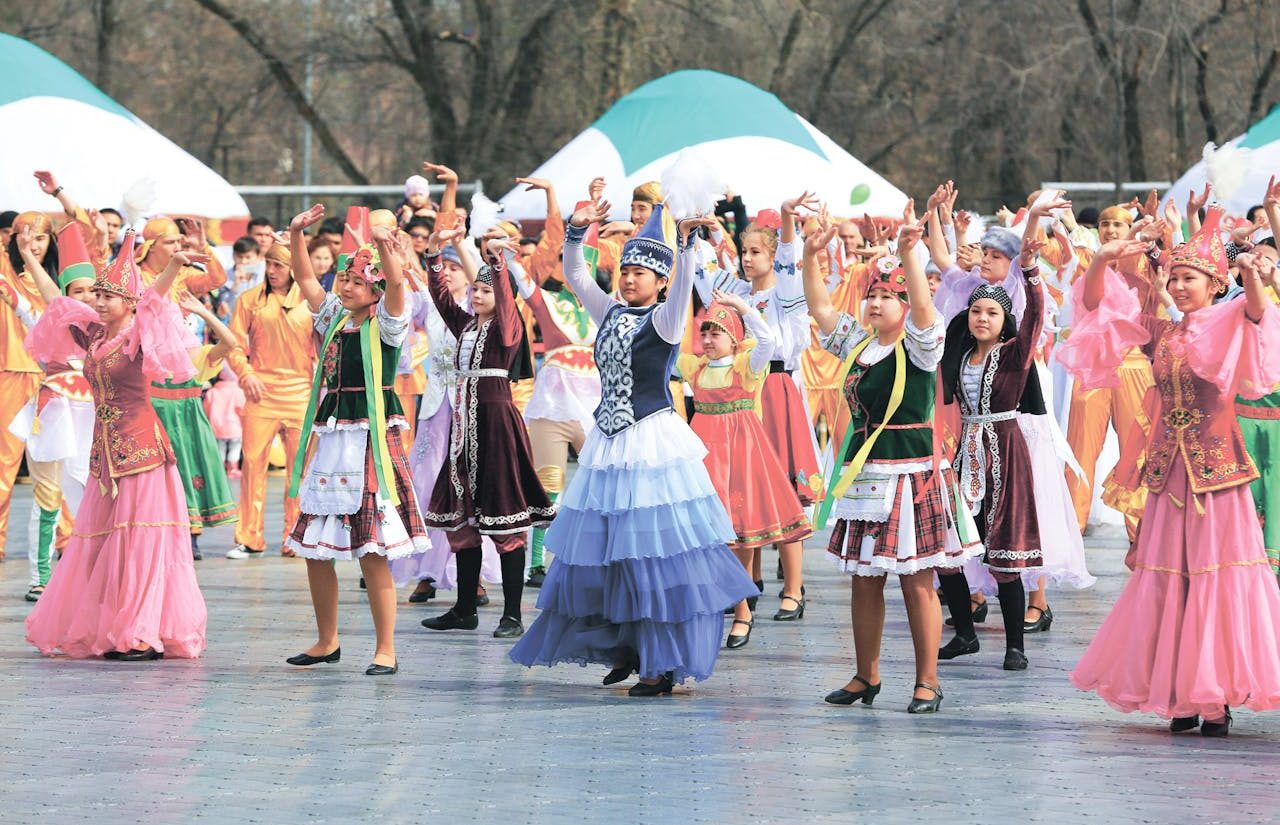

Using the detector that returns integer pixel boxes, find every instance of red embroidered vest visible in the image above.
[82,330,176,482]
[1142,325,1257,494]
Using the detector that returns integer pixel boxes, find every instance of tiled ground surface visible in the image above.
[2,476,1278,824]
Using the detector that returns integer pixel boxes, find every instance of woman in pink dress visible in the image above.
[24,230,208,661]
[1059,206,1280,736]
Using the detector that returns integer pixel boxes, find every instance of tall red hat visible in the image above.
[96,229,144,301]
[1170,205,1229,284]
[55,221,96,290]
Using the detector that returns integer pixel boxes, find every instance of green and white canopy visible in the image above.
[0,33,247,218]
[1165,104,1280,218]
[500,70,907,221]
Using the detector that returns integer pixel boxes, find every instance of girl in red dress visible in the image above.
[677,292,813,648]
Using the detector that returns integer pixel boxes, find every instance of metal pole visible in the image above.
[301,0,315,214]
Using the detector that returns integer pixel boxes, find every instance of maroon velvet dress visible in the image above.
[954,267,1045,573]
[422,253,554,548]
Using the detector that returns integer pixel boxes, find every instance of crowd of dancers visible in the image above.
[4,157,1280,735]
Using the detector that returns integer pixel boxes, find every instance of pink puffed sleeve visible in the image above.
[1055,265,1150,390]
[24,296,100,363]
[122,289,199,383]
[1184,297,1280,400]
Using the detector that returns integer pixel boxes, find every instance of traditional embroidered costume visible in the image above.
[24,233,207,658]
[1062,208,1280,720]
[510,207,758,685]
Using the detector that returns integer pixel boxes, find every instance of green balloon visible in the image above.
[849,183,871,206]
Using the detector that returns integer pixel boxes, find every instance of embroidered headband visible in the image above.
[967,283,1014,316]
[865,255,909,303]
[702,301,745,344]
[345,243,385,291]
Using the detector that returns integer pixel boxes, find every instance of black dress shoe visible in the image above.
[824,675,881,706]
[359,577,366,590]
[1170,715,1201,733]
[725,619,753,649]
[286,647,341,666]
[1023,604,1053,633]
[407,580,437,603]
[493,616,525,638]
[117,648,163,661]
[938,633,980,660]
[1201,707,1232,737]
[421,609,479,631]
[603,661,638,686]
[365,659,398,676]
[103,650,123,660]
[907,682,944,714]
[945,597,988,627]
[525,566,547,588]
[773,595,805,621]
[1003,648,1029,671]
[628,672,674,697]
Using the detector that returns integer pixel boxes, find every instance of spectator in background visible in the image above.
[99,208,125,258]
[230,235,264,298]
[0,211,16,249]
[405,218,433,268]
[247,216,275,256]
[399,174,436,226]
[317,216,343,260]
[308,235,336,292]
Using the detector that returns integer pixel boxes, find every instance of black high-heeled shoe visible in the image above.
[824,674,881,706]
[1169,715,1201,733]
[776,584,806,599]
[1201,707,1232,737]
[773,594,805,621]
[407,579,436,603]
[1023,604,1053,633]
[117,648,163,662]
[365,659,398,676]
[628,672,674,697]
[945,596,988,627]
[603,659,638,686]
[286,647,341,666]
[906,682,943,714]
[726,619,753,649]
[938,633,979,660]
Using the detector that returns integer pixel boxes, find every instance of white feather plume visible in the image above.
[468,193,504,239]
[660,148,725,220]
[1203,141,1252,204]
[121,177,156,229]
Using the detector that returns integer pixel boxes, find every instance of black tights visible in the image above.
[939,571,1025,653]
[453,545,527,621]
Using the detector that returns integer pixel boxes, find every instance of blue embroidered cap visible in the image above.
[619,202,673,280]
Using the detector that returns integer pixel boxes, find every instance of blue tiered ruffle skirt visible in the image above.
[509,410,759,683]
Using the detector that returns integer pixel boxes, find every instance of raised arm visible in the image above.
[33,170,81,219]
[288,204,329,312]
[484,238,523,347]
[925,187,956,270]
[654,217,716,343]
[780,191,818,246]
[897,220,936,330]
[1081,239,1151,312]
[152,250,210,303]
[1238,252,1271,324]
[423,162,458,228]
[802,219,841,335]
[176,219,227,296]
[178,291,239,361]
[717,289,775,374]
[371,225,405,318]
[15,223,61,304]
[423,228,474,337]
[561,198,620,324]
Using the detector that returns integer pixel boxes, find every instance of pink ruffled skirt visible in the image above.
[25,462,207,658]
[1070,459,1280,718]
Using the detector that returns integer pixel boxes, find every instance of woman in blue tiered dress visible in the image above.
[509,196,759,696]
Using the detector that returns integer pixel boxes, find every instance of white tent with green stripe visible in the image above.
[0,33,247,218]
[1165,104,1280,218]
[500,70,907,221]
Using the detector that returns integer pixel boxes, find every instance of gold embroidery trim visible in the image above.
[1134,557,1271,577]
[72,520,190,538]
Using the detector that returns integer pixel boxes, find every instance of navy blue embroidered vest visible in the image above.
[592,303,677,436]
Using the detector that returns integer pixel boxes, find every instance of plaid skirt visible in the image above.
[827,466,983,577]
[287,432,429,560]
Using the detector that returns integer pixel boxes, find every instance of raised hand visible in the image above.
[1029,197,1071,220]
[422,162,458,184]
[995,204,1014,226]
[1138,188,1159,218]
[588,176,606,201]
[172,250,211,268]
[677,215,719,243]
[1097,239,1152,262]
[711,288,750,315]
[926,181,954,215]
[1265,175,1280,210]
[370,224,396,245]
[957,243,982,271]
[33,170,59,195]
[897,220,925,254]
[181,217,207,250]
[514,176,552,192]
[290,204,326,233]
[1164,199,1183,229]
[570,199,611,228]
[427,228,463,255]
[1186,182,1211,216]
[803,217,837,257]
[1020,237,1046,268]
[901,197,917,226]
[781,191,820,217]
[954,209,973,240]
[175,290,208,317]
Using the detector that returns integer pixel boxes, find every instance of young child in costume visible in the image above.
[24,231,208,660]
[283,204,430,676]
[676,291,812,650]
[419,228,556,639]
[4,219,97,602]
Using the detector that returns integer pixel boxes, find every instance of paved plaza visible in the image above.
[2,476,1279,824]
